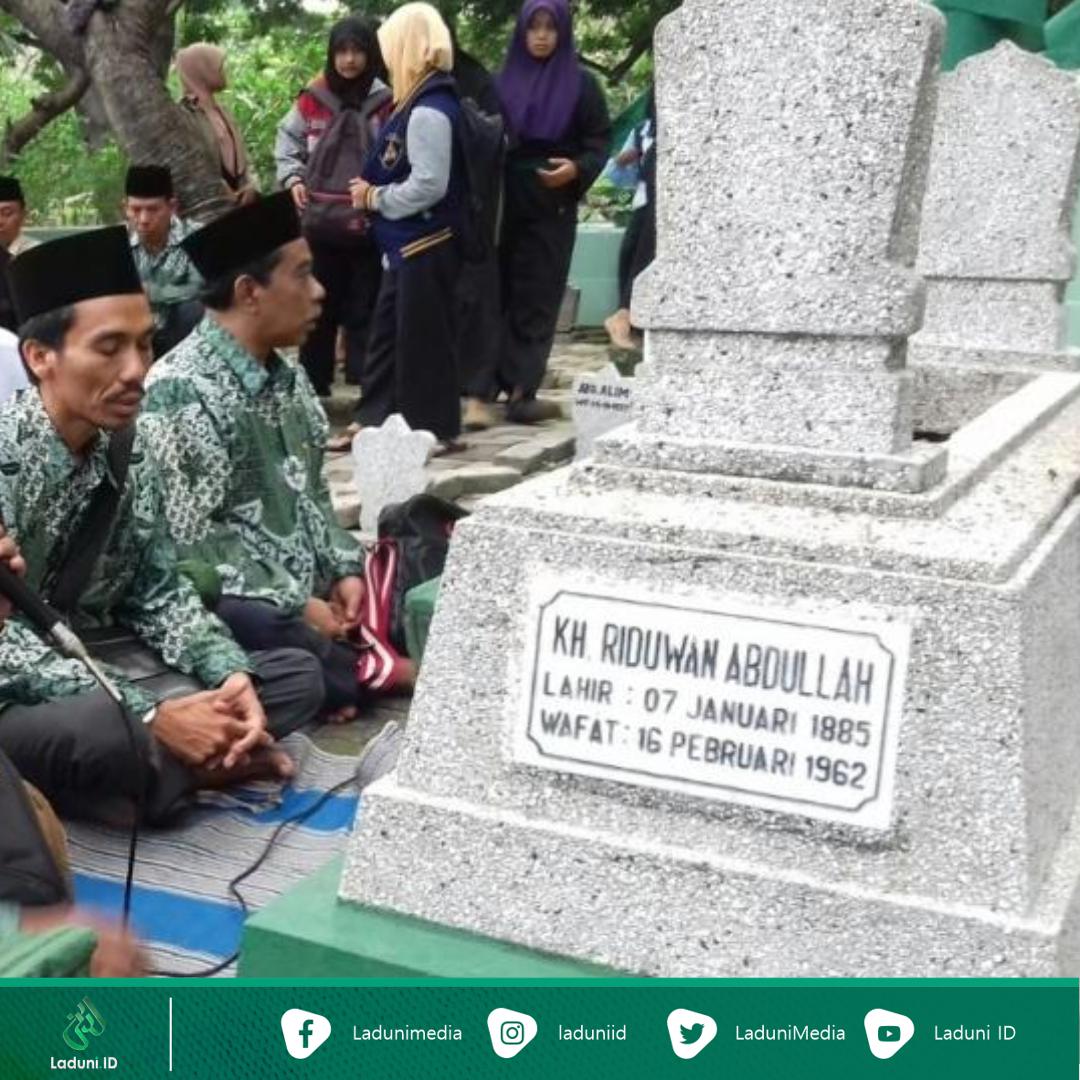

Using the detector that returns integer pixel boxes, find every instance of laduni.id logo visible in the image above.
[281,1009,332,1060]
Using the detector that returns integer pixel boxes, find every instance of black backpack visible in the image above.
[0,750,69,907]
[455,95,507,264]
[377,494,468,652]
[302,85,392,249]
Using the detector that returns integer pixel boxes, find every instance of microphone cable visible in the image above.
[151,773,358,978]
[0,564,366,978]
[0,563,144,927]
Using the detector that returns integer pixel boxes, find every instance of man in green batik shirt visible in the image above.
[124,165,203,359]
[0,227,324,823]
[0,527,143,976]
[141,192,406,723]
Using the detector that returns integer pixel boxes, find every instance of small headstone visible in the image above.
[572,363,634,460]
[351,414,436,535]
[910,42,1080,370]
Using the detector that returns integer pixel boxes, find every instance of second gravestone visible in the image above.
[340,0,1080,976]
[908,42,1080,431]
[572,364,634,460]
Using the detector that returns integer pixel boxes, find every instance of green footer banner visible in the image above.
[0,979,1075,1078]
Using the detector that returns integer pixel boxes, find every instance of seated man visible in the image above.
[0,525,144,978]
[141,192,412,724]
[0,227,325,823]
[0,176,37,257]
[124,165,203,358]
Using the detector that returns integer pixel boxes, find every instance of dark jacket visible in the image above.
[504,69,612,220]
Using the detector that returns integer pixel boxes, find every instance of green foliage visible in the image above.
[0,57,127,225]
[0,0,665,224]
[176,4,334,191]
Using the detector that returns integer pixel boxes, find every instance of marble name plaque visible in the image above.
[514,577,910,829]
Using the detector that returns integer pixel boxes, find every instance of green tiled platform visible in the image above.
[239,857,619,978]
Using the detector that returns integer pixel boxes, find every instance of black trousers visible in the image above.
[354,240,462,441]
[301,238,383,395]
[618,202,656,311]
[0,648,324,824]
[499,206,577,397]
[153,300,204,360]
[457,254,502,400]
[216,597,361,714]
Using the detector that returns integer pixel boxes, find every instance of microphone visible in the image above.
[0,559,141,925]
[0,562,125,706]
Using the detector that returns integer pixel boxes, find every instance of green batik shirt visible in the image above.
[0,390,252,716]
[129,218,201,328]
[140,317,364,614]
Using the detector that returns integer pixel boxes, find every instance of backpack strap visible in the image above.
[47,424,136,616]
[360,86,393,122]
[304,84,341,116]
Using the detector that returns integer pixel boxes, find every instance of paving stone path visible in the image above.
[322,335,618,535]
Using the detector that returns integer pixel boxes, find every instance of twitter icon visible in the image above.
[667,1008,718,1060]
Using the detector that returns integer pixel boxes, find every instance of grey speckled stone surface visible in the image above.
[341,395,1080,972]
[627,0,944,480]
[633,0,941,337]
[351,414,436,535]
[910,43,1080,374]
[339,2,1080,975]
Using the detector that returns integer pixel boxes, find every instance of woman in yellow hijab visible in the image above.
[376,2,453,105]
[349,3,466,452]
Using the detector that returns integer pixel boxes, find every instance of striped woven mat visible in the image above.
[65,734,359,977]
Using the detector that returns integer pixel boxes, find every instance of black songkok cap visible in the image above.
[181,191,302,283]
[8,226,143,324]
[125,164,174,199]
[0,176,24,204]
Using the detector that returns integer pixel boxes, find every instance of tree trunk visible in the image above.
[76,86,113,152]
[77,6,174,154]
[0,0,228,219]
[1,68,90,167]
[81,1,228,219]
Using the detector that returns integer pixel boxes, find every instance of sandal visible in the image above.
[432,439,467,458]
[429,438,468,455]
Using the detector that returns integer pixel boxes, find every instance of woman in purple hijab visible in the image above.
[495,0,611,424]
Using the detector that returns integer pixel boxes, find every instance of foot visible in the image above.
[195,747,295,789]
[326,704,359,725]
[604,309,637,350]
[506,397,562,425]
[432,439,467,457]
[462,397,496,432]
[326,422,362,453]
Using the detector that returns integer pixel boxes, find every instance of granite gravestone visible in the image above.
[341,0,1080,977]
[909,43,1080,385]
[351,414,436,535]
[572,364,634,460]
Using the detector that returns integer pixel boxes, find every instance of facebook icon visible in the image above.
[281,1009,332,1060]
